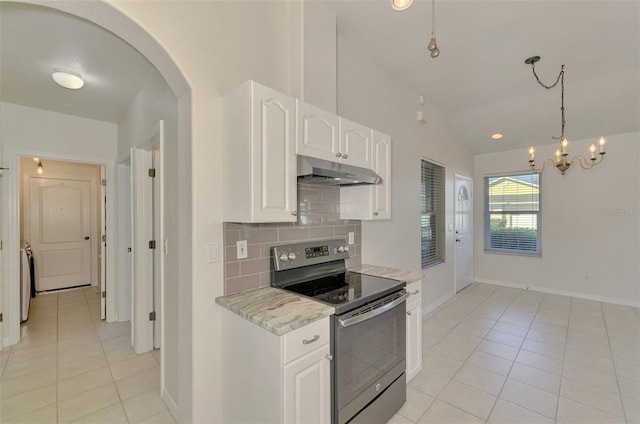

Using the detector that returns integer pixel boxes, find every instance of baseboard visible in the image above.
[161,386,179,420]
[475,278,640,308]
[421,289,456,318]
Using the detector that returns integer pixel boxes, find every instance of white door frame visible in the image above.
[454,174,473,293]
[0,148,6,351]
[2,147,116,347]
[131,120,164,355]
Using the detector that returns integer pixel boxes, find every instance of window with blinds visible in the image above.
[484,173,541,255]
[421,159,445,268]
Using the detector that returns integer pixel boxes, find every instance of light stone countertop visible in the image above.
[349,264,424,284]
[215,286,335,336]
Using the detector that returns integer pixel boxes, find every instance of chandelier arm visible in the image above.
[569,154,605,170]
[529,158,556,174]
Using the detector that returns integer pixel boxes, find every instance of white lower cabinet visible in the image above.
[283,344,331,424]
[406,280,423,382]
[221,309,331,423]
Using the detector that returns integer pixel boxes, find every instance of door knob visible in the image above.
[84,236,90,240]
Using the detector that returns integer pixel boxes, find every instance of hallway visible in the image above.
[0,287,173,423]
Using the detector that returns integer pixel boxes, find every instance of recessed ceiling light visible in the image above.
[52,71,84,90]
[391,0,413,11]
[491,133,504,140]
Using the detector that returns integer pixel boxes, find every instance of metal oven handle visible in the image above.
[339,291,409,328]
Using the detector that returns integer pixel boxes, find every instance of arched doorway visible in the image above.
[1,1,192,421]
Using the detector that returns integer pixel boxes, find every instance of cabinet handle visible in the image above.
[336,152,342,158]
[342,154,348,159]
[325,354,333,361]
[411,290,420,295]
[291,211,298,216]
[373,211,379,216]
[302,335,319,345]
[407,311,412,316]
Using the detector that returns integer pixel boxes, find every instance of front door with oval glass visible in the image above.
[455,176,473,292]
[30,178,92,291]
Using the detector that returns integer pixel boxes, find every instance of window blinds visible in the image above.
[485,173,541,254]
[421,160,445,268]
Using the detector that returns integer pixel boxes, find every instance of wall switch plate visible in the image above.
[207,243,218,263]
[348,232,355,245]
[236,240,248,259]
[448,224,454,232]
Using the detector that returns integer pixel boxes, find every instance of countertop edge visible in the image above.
[216,287,335,336]
[349,264,424,284]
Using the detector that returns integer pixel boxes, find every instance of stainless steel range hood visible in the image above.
[297,155,382,187]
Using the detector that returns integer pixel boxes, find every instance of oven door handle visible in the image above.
[339,291,410,328]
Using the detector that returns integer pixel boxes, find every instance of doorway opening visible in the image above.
[19,155,107,322]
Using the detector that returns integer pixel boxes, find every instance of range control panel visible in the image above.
[272,239,349,271]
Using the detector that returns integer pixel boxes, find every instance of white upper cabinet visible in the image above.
[297,100,373,169]
[223,81,297,222]
[339,118,373,169]
[296,100,339,162]
[340,131,392,220]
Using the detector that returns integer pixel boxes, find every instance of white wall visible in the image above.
[0,102,117,159]
[336,38,474,309]
[474,132,640,306]
[116,68,182,409]
[106,1,301,421]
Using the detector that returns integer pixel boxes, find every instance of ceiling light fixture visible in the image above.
[37,160,44,175]
[391,0,413,11]
[52,71,84,90]
[427,0,440,58]
[491,133,503,140]
[525,56,606,175]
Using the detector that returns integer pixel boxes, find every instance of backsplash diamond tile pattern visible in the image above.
[223,184,362,295]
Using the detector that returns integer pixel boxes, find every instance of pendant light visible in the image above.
[427,0,440,58]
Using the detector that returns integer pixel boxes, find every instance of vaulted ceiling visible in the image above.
[2,1,638,155]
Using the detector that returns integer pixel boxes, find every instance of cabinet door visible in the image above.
[406,295,422,382]
[283,344,331,424]
[252,83,297,222]
[296,100,340,162]
[371,132,391,220]
[340,118,372,169]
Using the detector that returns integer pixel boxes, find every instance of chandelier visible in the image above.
[525,56,606,175]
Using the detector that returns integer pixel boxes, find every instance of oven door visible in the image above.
[333,290,408,424]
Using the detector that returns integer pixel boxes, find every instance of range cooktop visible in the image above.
[281,271,405,314]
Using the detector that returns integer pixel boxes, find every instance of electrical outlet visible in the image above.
[236,240,248,259]
[348,232,355,245]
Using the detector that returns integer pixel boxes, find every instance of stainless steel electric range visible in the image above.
[272,239,408,424]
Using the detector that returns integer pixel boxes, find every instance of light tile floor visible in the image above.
[0,286,173,423]
[390,283,640,424]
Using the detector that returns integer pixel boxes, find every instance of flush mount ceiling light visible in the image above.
[391,0,413,11]
[525,56,606,175]
[52,71,84,90]
[491,133,504,140]
[427,0,440,58]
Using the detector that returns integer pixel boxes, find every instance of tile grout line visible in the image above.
[600,299,629,423]
[482,289,547,423]
[552,295,572,423]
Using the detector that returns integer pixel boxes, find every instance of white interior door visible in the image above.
[100,166,106,319]
[30,178,92,291]
[152,147,161,349]
[131,147,153,353]
[454,175,473,292]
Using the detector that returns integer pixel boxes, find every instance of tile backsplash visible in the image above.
[223,184,361,295]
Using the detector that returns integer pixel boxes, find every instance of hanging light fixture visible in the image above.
[37,160,44,175]
[525,56,606,175]
[391,0,413,11]
[427,0,440,58]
